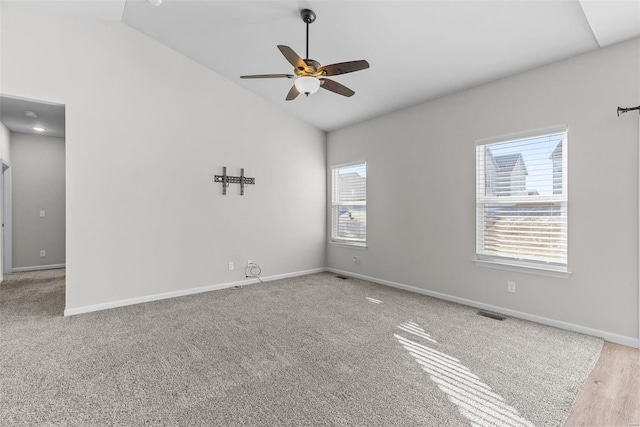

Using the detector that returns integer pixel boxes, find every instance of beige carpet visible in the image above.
[0,269,602,426]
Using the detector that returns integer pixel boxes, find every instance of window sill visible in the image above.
[473,258,571,279]
[330,241,368,250]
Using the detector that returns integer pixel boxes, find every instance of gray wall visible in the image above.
[1,7,326,311]
[10,132,65,269]
[327,37,640,345]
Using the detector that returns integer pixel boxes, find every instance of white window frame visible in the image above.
[473,126,570,278]
[330,161,367,248]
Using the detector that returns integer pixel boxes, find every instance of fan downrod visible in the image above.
[300,9,316,24]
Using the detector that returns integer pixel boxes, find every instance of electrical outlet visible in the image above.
[353,256,359,264]
[228,261,234,271]
[39,210,45,218]
[40,250,46,257]
[507,281,516,293]
[247,259,252,266]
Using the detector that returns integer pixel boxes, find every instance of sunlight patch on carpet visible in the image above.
[398,321,438,343]
[395,327,535,427]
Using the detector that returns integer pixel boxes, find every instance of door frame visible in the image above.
[2,161,11,275]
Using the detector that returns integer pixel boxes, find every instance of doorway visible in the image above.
[0,95,66,276]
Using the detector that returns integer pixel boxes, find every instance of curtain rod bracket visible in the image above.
[617,105,640,116]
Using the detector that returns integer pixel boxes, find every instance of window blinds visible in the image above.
[331,162,367,244]
[476,129,567,267]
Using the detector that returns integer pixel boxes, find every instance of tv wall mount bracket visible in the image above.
[214,167,255,195]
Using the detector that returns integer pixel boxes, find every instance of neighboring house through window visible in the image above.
[331,162,366,246]
[550,143,563,195]
[475,127,568,275]
[485,152,529,197]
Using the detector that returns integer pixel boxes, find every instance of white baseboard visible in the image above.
[61,266,640,349]
[12,264,65,272]
[327,268,640,349]
[63,267,325,317]
[257,267,326,282]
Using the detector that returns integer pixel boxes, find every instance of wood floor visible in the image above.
[565,341,640,426]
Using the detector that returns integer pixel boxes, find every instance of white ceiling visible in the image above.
[4,1,640,132]
[0,96,66,138]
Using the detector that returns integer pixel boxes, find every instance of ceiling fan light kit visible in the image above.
[294,76,320,96]
[240,8,369,101]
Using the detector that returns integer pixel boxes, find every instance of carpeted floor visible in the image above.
[0,270,602,426]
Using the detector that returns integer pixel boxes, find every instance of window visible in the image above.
[475,127,568,275]
[331,162,366,246]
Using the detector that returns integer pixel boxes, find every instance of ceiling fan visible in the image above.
[240,9,370,100]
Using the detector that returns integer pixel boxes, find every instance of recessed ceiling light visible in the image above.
[24,111,38,118]
[33,127,46,132]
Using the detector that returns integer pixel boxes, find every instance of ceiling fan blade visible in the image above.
[286,85,300,101]
[318,60,370,76]
[240,74,294,79]
[277,45,307,71]
[319,78,355,97]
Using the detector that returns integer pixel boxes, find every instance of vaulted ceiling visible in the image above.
[4,1,640,131]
